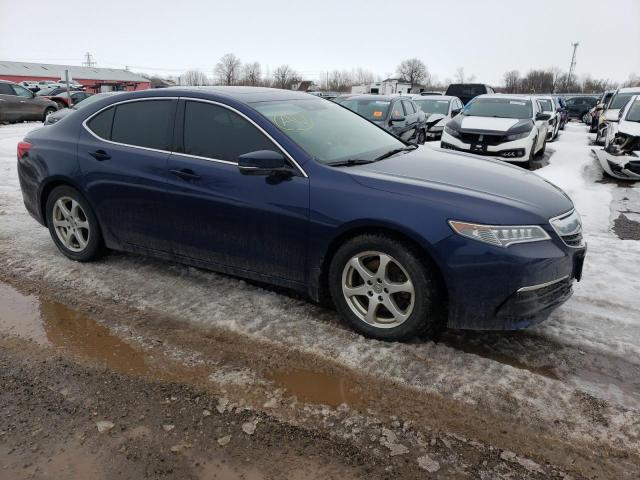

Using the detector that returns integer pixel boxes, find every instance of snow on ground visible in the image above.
[0,121,639,450]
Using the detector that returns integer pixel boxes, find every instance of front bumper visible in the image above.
[432,230,586,330]
[595,149,640,180]
[441,131,530,162]
[425,129,442,141]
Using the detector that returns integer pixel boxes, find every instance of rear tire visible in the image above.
[45,185,104,262]
[329,234,443,341]
[43,107,56,122]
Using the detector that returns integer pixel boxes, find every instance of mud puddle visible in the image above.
[0,281,207,383]
[267,368,366,408]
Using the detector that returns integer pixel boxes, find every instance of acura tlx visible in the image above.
[17,87,585,341]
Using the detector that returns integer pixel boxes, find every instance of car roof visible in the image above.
[617,86,640,93]
[414,95,455,101]
[339,94,407,102]
[165,86,312,103]
[475,93,534,101]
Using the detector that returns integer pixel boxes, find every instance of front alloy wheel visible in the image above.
[329,234,443,341]
[341,251,414,328]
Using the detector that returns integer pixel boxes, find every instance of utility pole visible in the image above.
[82,52,96,67]
[566,42,579,92]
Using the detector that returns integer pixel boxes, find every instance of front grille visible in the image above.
[458,132,507,145]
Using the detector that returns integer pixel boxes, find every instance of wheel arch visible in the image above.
[312,222,449,311]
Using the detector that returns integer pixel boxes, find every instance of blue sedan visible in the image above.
[17,87,586,341]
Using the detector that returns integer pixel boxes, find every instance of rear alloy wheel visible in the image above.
[43,107,56,122]
[329,234,442,341]
[46,186,103,262]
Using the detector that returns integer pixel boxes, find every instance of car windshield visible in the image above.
[414,99,450,115]
[339,99,391,121]
[626,100,640,122]
[72,93,117,110]
[445,84,485,96]
[538,99,553,112]
[252,98,404,164]
[610,92,638,110]
[463,98,532,119]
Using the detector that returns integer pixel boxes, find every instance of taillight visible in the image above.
[17,141,32,160]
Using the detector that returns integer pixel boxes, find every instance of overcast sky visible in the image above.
[1,0,638,85]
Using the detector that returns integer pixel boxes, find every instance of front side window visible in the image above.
[0,83,14,95]
[183,101,275,162]
[391,102,404,117]
[463,98,533,119]
[402,101,415,114]
[538,99,553,112]
[414,99,450,115]
[111,100,174,150]
[11,85,32,97]
[252,98,405,164]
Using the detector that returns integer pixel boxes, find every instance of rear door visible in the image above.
[78,98,177,251]
[11,84,41,120]
[164,99,310,282]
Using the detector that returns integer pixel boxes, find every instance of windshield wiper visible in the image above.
[374,144,418,161]
[326,159,376,167]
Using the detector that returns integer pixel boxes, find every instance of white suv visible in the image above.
[440,94,549,168]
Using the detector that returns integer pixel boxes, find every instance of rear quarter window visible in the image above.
[87,107,115,139]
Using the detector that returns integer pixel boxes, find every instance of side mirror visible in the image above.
[536,112,551,121]
[390,115,405,123]
[238,150,291,176]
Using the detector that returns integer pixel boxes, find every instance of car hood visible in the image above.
[619,119,640,137]
[605,109,620,121]
[458,116,521,132]
[347,145,573,223]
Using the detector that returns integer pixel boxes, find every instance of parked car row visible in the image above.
[20,79,85,92]
[17,86,586,342]
[0,79,94,124]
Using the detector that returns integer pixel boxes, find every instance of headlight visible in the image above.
[505,130,530,141]
[429,125,444,132]
[449,220,550,247]
[549,209,582,237]
[444,125,460,138]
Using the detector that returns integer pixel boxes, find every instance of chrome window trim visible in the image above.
[81,96,308,178]
[517,275,569,293]
[82,97,179,156]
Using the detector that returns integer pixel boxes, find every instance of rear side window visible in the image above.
[183,101,275,162]
[87,107,115,139]
[0,83,14,95]
[111,100,174,150]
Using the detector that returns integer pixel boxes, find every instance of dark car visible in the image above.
[338,94,427,144]
[564,96,598,121]
[444,83,495,105]
[553,96,568,130]
[17,87,586,341]
[0,80,58,123]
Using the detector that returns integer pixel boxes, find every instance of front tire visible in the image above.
[329,234,443,341]
[45,185,104,262]
[535,137,546,157]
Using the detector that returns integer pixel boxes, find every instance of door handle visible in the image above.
[170,168,201,181]
[89,149,111,161]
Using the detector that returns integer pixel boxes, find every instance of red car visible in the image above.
[45,90,92,109]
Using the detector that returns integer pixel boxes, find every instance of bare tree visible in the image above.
[396,58,428,88]
[242,62,262,86]
[352,67,374,86]
[273,64,299,89]
[503,70,520,93]
[182,69,209,86]
[327,70,353,92]
[454,67,466,84]
[214,53,242,86]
